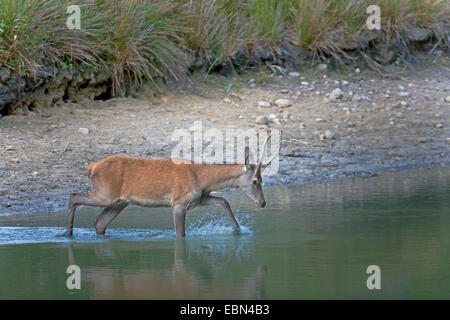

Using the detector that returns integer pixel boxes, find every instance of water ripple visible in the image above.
[0,212,253,244]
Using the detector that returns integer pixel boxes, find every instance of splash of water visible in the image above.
[0,212,254,244]
[186,212,253,237]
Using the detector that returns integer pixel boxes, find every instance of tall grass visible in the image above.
[0,0,448,95]
[0,0,98,77]
[247,0,287,47]
[95,0,186,95]
[181,0,246,72]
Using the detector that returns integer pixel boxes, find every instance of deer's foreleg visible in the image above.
[203,196,240,232]
[94,200,129,235]
[172,205,187,238]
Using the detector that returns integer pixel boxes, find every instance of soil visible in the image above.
[0,55,449,215]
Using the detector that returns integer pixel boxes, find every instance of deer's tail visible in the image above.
[86,162,97,179]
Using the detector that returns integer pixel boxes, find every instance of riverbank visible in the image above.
[1,0,449,116]
[0,55,449,215]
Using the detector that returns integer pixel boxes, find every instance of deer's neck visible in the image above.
[194,164,243,192]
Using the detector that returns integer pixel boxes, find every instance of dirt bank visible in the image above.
[0,55,449,215]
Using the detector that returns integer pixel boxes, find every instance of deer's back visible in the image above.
[88,155,199,206]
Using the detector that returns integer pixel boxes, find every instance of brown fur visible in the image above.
[86,162,96,179]
[87,156,243,207]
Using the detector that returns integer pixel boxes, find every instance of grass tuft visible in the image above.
[0,0,448,95]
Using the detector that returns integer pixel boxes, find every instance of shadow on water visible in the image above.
[0,166,449,299]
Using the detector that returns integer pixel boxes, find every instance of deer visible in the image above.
[62,135,279,238]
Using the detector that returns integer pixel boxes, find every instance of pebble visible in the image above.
[289,72,300,77]
[320,130,335,140]
[255,115,269,124]
[399,92,411,97]
[78,128,89,135]
[282,111,291,119]
[317,64,328,71]
[223,98,232,103]
[280,89,289,94]
[315,118,327,123]
[329,88,343,100]
[274,98,292,108]
[272,119,282,126]
[324,130,335,139]
[268,114,278,120]
[446,138,450,145]
[355,68,361,73]
[258,101,271,108]
[435,123,443,129]
[445,96,450,103]
[5,146,15,151]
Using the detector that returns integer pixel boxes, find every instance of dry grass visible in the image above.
[95,0,186,95]
[182,0,246,72]
[0,0,98,77]
[0,0,448,94]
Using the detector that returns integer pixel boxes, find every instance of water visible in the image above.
[0,167,449,299]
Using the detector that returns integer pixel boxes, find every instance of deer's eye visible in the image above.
[252,180,257,185]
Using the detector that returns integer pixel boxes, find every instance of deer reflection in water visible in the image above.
[66,237,267,299]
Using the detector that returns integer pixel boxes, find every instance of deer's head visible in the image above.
[239,135,279,208]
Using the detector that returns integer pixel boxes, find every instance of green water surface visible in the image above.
[0,167,449,299]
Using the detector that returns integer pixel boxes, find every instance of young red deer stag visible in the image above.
[63,137,278,238]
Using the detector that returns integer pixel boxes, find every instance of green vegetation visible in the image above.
[0,0,448,95]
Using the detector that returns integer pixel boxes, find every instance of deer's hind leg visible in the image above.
[63,193,114,237]
[94,200,129,235]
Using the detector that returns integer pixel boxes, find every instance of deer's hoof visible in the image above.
[61,230,73,237]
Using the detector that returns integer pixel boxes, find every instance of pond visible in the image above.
[0,167,449,299]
